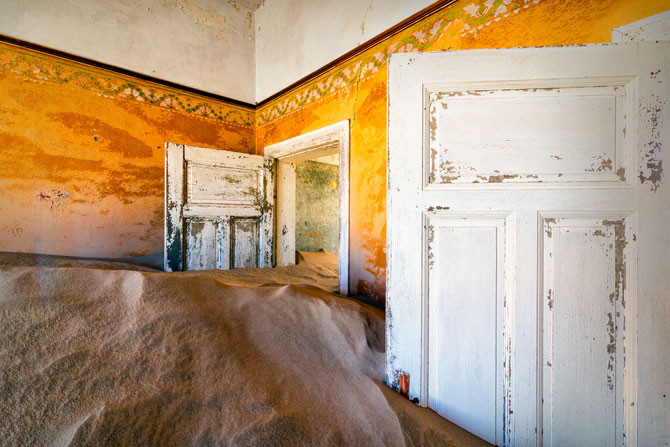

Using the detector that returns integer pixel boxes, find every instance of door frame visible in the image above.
[264,120,350,295]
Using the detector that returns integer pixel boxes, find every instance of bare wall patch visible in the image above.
[37,189,70,211]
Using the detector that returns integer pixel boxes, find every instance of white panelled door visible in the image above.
[387,42,669,446]
[165,143,274,271]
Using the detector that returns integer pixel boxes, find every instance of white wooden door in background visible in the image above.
[164,143,274,271]
[387,42,669,446]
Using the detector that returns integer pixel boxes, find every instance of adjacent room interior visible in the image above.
[1,1,669,446]
[295,155,340,257]
[287,154,341,266]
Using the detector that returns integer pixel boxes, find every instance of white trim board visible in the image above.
[612,10,670,42]
[264,120,350,296]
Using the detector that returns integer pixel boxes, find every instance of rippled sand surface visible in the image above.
[0,258,488,446]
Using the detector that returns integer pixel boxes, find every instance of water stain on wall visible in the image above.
[0,132,103,182]
[164,0,229,39]
[50,112,154,158]
[0,40,254,258]
[97,164,163,205]
[162,113,253,151]
[115,99,254,152]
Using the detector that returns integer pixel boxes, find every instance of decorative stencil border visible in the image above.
[0,42,255,128]
[0,0,543,129]
[257,0,542,126]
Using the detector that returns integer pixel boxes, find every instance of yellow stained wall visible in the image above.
[0,42,254,258]
[257,0,670,303]
[1,0,668,303]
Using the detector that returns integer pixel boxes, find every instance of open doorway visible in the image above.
[264,121,349,295]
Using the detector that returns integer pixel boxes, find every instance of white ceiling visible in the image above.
[254,0,435,101]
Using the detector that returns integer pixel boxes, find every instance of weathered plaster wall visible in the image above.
[295,160,339,253]
[4,0,669,297]
[257,0,670,303]
[254,0,434,101]
[0,41,254,258]
[0,0,257,102]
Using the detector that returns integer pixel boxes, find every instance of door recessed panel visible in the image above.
[426,79,633,186]
[186,218,217,270]
[232,217,260,269]
[541,216,630,447]
[187,162,259,206]
[427,216,505,445]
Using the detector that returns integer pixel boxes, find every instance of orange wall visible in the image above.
[0,42,254,258]
[256,0,670,303]
[2,0,668,302]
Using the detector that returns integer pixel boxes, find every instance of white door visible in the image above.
[387,42,669,446]
[165,143,274,271]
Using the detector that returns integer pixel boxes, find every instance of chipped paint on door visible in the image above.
[165,143,273,271]
[426,80,634,186]
[387,42,668,445]
[541,216,634,446]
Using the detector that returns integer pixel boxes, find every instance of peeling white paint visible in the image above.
[387,41,669,446]
[165,143,273,271]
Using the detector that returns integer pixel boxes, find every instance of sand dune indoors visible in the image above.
[0,260,487,446]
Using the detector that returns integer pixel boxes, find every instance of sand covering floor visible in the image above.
[0,259,488,446]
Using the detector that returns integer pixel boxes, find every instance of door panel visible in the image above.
[165,143,274,272]
[387,42,669,446]
[185,218,219,271]
[187,162,259,205]
[427,216,506,443]
[427,79,633,186]
[231,217,260,269]
[540,215,633,447]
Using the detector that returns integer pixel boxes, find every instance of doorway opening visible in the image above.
[264,120,349,295]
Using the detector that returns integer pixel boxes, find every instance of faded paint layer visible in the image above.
[295,160,339,253]
[257,0,670,303]
[0,41,254,258]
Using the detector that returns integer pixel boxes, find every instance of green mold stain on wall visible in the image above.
[295,160,339,254]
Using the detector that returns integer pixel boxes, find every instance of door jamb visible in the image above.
[264,120,350,295]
